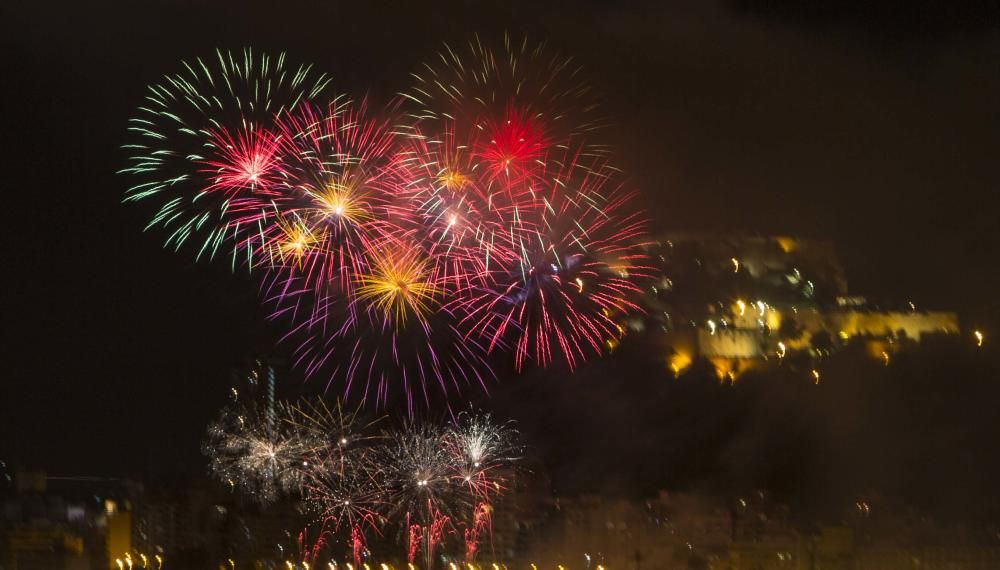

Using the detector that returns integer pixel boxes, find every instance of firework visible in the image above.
[445,410,520,500]
[251,103,497,412]
[356,244,441,327]
[281,397,379,450]
[203,402,319,504]
[257,98,413,343]
[450,144,650,371]
[121,49,331,264]
[281,235,495,413]
[291,315,494,414]
[350,525,367,568]
[462,503,492,562]
[125,39,651,410]
[397,127,526,294]
[402,34,606,159]
[204,391,522,565]
[289,399,387,534]
[260,99,410,284]
[382,422,464,522]
[425,506,451,569]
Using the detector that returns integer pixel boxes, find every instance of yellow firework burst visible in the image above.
[437,168,469,191]
[308,176,369,224]
[357,247,439,325]
[273,218,319,267]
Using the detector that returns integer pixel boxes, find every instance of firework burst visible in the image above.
[402,34,605,152]
[383,422,465,523]
[356,244,441,328]
[203,390,522,565]
[451,145,650,371]
[202,403,319,504]
[288,399,388,534]
[126,38,651,410]
[283,235,494,413]
[445,410,521,500]
[121,48,331,263]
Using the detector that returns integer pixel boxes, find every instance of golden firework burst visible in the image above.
[308,175,370,224]
[273,218,319,267]
[357,247,439,325]
[437,168,469,191]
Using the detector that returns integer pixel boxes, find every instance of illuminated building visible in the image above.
[638,233,960,378]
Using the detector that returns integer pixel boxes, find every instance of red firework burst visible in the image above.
[201,124,286,195]
[472,106,549,185]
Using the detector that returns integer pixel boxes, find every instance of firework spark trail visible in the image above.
[407,514,422,564]
[299,523,334,567]
[350,525,366,568]
[463,503,492,563]
[426,504,451,570]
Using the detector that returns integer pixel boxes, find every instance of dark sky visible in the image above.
[2,0,999,485]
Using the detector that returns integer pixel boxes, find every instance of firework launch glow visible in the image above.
[123,36,650,410]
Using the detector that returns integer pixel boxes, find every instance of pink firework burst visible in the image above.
[200,124,287,196]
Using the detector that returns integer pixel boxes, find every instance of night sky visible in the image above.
[2,0,1000,493]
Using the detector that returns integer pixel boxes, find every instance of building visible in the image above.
[636,234,960,380]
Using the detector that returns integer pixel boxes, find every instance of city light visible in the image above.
[975,330,984,347]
